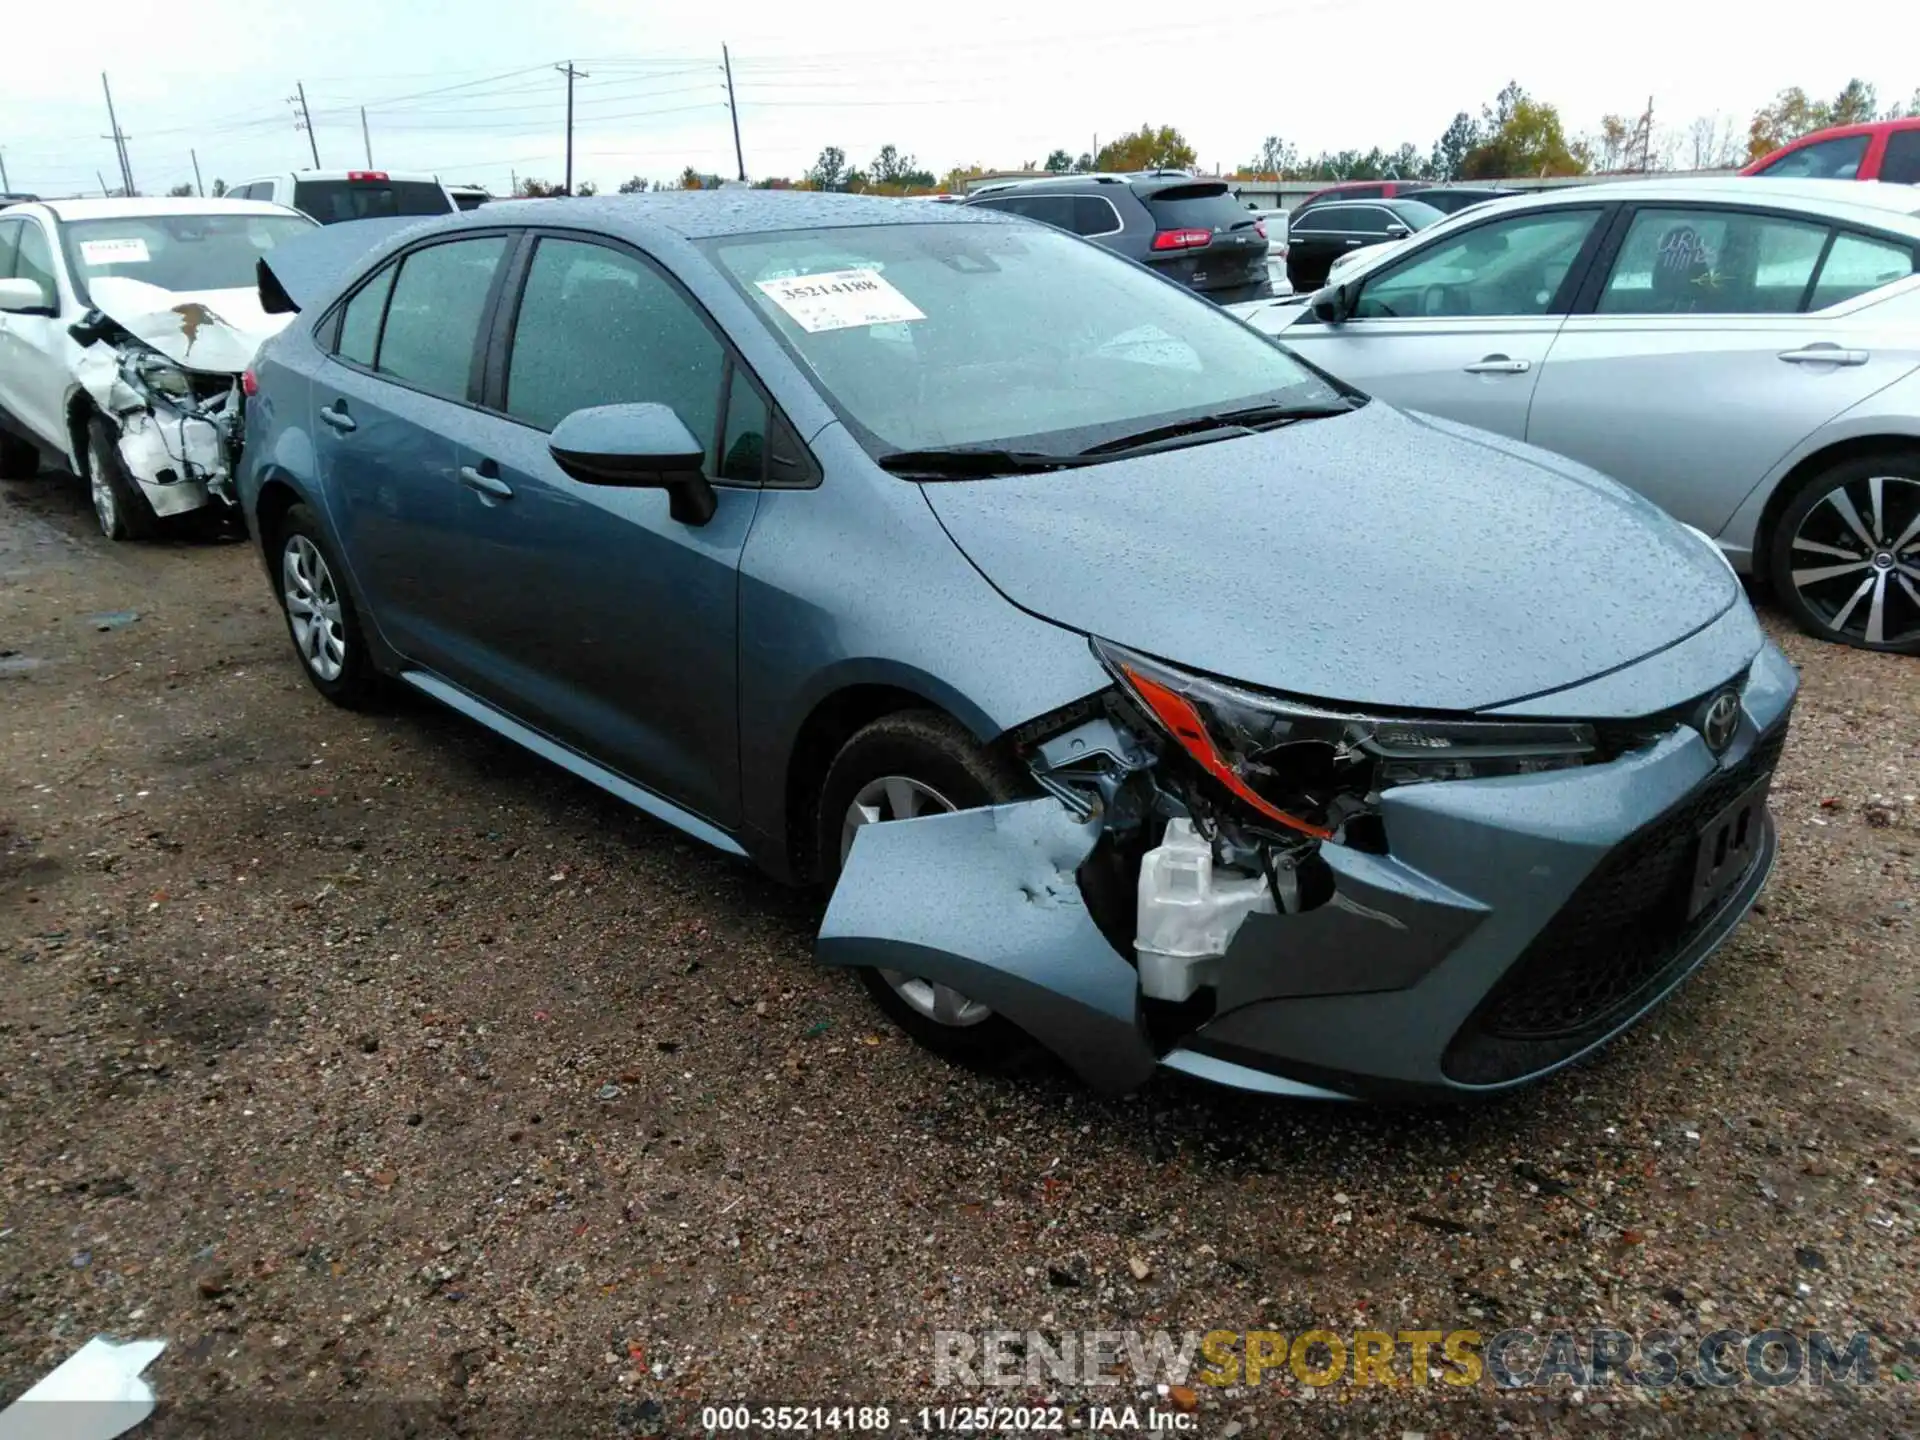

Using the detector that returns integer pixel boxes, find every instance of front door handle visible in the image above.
[1464,355,1532,374]
[318,402,356,433]
[458,463,513,500]
[1778,346,1868,366]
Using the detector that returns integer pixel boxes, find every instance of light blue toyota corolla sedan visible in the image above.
[239,193,1797,1100]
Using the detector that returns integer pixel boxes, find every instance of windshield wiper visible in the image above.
[1078,401,1358,459]
[875,446,1085,479]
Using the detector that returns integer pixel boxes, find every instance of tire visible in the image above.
[271,502,385,708]
[0,426,37,480]
[1766,448,1920,655]
[85,417,156,541]
[816,710,1039,1067]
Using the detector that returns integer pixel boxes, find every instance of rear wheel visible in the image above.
[816,711,1038,1066]
[1767,450,1920,654]
[85,417,155,541]
[273,503,385,708]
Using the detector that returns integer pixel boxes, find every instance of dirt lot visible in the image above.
[1,469,1916,1439]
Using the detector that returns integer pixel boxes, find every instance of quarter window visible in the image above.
[1598,209,1828,315]
[334,265,395,366]
[1809,232,1917,308]
[503,237,725,467]
[1354,209,1600,319]
[375,236,506,398]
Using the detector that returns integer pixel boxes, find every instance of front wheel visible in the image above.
[816,711,1038,1066]
[1767,450,1920,654]
[85,417,156,541]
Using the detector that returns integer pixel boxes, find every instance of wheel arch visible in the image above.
[1755,433,1920,587]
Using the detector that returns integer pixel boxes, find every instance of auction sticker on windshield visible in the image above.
[79,238,151,266]
[755,268,925,333]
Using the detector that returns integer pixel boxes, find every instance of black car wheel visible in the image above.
[816,710,1039,1066]
[1767,449,1920,654]
[85,417,156,541]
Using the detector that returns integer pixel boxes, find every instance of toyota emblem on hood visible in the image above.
[1699,688,1741,754]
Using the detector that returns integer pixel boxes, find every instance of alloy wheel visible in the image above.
[1788,475,1920,648]
[282,535,347,682]
[840,774,994,1029]
[88,437,118,537]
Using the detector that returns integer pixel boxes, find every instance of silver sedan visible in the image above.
[1236,178,1920,653]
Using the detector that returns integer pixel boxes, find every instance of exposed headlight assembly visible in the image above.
[119,348,195,406]
[1093,639,1597,841]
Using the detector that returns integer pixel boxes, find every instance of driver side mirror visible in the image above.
[547,402,718,526]
[0,277,55,316]
[1384,222,1411,239]
[1310,281,1356,325]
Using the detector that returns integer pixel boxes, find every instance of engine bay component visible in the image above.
[1134,817,1276,1002]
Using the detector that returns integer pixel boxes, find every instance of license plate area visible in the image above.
[1688,773,1771,919]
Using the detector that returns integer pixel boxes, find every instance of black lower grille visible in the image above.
[1442,726,1786,1086]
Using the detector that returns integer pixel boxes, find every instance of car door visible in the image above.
[1527,203,1920,535]
[308,231,513,676]
[1280,204,1609,441]
[1285,206,1352,288]
[0,215,76,449]
[440,232,772,828]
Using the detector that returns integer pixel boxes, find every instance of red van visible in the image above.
[1741,117,1920,184]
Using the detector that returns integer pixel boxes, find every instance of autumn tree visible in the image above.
[806,146,849,190]
[515,177,565,196]
[939,163,986,193]
[617,175,651,193]
[1247,135,1297,177]
[1093,125,1196,173]
[1461,83,1588,178]
[867,145,936,189]
[1746,79,1882,160]
[1043,149,1073,172]
[680,167,705,190]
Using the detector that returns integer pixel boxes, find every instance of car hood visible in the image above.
[920,402,1740,712]
[87,277,293,374]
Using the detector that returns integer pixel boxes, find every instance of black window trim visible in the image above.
[315,227,523,412]
[1567,199,1920,317]
[1336,200,1618,320]
[481,225,818,491]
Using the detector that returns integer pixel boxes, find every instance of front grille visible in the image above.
[1442,726,1786,1086]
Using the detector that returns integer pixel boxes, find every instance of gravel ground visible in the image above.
[2,470,1916,1439]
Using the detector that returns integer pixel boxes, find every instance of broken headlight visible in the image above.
[1093,639,1597,840]
[119,348,194,406]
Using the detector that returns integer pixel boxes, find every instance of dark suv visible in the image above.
[966,174,1271,302]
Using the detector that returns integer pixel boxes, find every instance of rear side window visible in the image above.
[1755,134,1870,180]
[1598,208,1829,314]
[294,180,453,223]
[1290,208,1336,234]
[1881,129,1920,185]
[1141,184,1254,233]
[334,265,395,366]
[375,236,506,398]
[504,237,725,464]
[1809,232,1917,308]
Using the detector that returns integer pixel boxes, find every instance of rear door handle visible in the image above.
[1464,356,1532,374]
[318,402,356,433]
[1778,346,1868,366]
[458,463,513,500]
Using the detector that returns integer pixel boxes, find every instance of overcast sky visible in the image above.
[2,0,1913,197]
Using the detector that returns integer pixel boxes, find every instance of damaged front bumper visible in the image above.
[110,405,239,517]
[819,643,1798,1101]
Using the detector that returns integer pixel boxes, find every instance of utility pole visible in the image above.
[191,148,204,196]
[1640,95,1655,173]
[361,106,373,168]
[97,169,110,196]
[290,82,320,168]
[555,62,587,195]
[723,44,746,182]
[101,72,134,194]
[0,148,9,192]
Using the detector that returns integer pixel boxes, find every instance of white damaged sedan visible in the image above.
[0,197,315,538]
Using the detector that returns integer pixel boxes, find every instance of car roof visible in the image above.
[243,171,448,183]
[38,196,309,221]
[1466,176,1920,230]
[416,191,1017,241]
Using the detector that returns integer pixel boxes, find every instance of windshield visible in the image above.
[1392,200,1448,228]
[704,221,1344,456]
[63,212,316,296]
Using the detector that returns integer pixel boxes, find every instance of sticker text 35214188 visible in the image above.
[754,268,926,333]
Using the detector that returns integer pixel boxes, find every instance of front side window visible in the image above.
[704,221,1345,457]
[375,236,506,398]
[504,237,724,465]
[60,212,314,296]
[1809,231,1917,308]
[1344,207,1395,237]
[1598,208,1828,315]
[1754,133,1870,180]
[1354,209,1600,319]
[14,221,57,297]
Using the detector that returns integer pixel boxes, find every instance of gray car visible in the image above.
[1236,178,1920,653]
[239,193,1796,1100]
